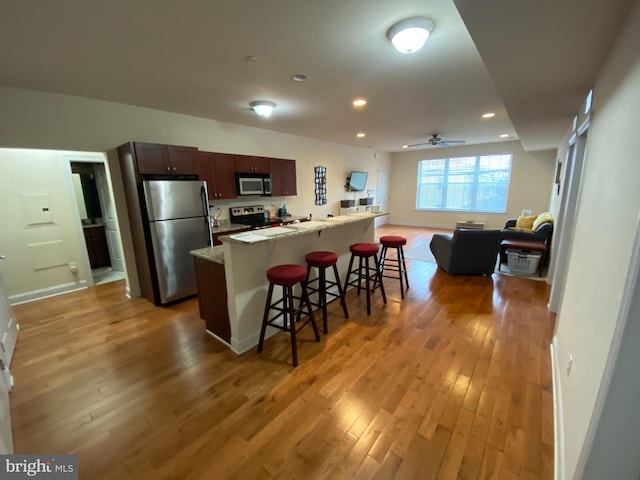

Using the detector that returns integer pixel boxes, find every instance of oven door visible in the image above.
[237,176,265,196]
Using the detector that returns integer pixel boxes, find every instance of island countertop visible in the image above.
[219,212,388,244]
[191,211,389,353]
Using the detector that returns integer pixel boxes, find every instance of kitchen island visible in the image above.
[191,212,388,354]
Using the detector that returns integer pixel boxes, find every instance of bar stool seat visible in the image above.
[305,251,349,334]
[258,264,320,367]
[344,243,387,315]
[379,235,410,299]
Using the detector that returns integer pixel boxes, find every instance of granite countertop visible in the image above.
[190,245,225,264]
[219,212,389,245]
[192,212,389,264]
[210,222,253,235]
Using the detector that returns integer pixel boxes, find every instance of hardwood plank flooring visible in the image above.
[9,224,555,479]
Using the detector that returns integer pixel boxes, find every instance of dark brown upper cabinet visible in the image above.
[199,152,237,200]
[134,142,198,175]
[234,155,269,174]
[269,158,297,197]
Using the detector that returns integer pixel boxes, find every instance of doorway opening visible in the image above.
[68,159,125,286]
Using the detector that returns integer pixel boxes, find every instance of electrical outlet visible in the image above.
[567,353,574,376]
[69,262,77,273]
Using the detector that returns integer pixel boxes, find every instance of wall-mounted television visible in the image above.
[347,171,368,192]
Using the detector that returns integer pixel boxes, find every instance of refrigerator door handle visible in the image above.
[200,184,209,217]
[200,184,212,246]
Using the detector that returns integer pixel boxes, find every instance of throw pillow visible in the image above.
[515,215,537,230]
[533,212,554,231]
[508,227,534,232]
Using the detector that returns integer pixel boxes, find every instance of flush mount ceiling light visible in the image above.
[482,112,496,118]
[387,17,434,54]
[250,100,276,117]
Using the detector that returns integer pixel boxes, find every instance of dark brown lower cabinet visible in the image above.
[193,256,231,343]
[84,225,111,269]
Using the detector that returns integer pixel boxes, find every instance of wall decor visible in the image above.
[314,166,327,205]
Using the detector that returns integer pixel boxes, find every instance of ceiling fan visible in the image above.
[408,133,466,148]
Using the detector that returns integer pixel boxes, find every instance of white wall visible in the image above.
[0,149,100,300]
[0,86,390,299]
[553,1,640,478]
[388,140,555,229]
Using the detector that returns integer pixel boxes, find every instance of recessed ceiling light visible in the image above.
[500,133,510,138]
[292,73,309,82]
[482,112,496,118]
[402,145,409,149]
[356,132,366,138]
[353,98,367,107]
[245,56,258,63]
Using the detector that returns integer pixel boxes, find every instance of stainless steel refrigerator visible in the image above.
[143,180,211,304]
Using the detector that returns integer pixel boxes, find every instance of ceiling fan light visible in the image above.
[387,17,434,54]
[250,100,276,117]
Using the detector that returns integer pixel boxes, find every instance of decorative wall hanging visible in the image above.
[314,166,327,205]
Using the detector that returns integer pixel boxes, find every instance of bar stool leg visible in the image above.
[300,281,321,341]
[344,253,356,299]
[332,263,349,319]
[286,285,298,367]
[400,245,410,292]
[357,256,365,296]
[379,245,388,272]
[318,266,328,333]
[257,282,275,353]
[373,253,387,305]
[364,256,372,315]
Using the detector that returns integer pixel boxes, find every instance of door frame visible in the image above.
[376,169,390,227]
[62,153,124,286]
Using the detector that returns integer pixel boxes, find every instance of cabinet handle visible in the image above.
[166,166,171,172]
[172,166,176,172]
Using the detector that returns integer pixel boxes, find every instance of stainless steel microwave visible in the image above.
[236,173,271,196]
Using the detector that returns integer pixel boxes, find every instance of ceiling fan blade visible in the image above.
[406,142,433,148]
[437,139,466,148]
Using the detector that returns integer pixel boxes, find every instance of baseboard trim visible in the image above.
[9,280,89,305]
[206,330,233,350]
[231,328,280,355]
[390,220,456,230]
[551,336,565,480]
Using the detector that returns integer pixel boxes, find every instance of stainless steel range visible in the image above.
[229,205,282,230]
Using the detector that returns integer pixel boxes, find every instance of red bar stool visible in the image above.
[305,251,349,334]
[344,243,387,315]
[257,264,320,367]
[379,235,410,299]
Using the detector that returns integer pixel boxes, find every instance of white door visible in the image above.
[0,257,15,454]
[0,257,18,367]
[0,366,12,453]
[376,169,390,227]
[94,164,124,272]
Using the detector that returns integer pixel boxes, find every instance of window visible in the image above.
[416,152,512,212]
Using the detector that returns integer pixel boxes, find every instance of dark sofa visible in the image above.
[501,218,554,246]
[430,229,503,275]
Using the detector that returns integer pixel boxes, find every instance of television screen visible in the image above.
[347,171,368,191]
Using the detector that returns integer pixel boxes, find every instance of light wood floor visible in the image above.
[9,225,555,479]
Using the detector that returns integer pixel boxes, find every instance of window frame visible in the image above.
[415,151,513,213]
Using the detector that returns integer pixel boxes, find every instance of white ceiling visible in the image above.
[0,0,633,152]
